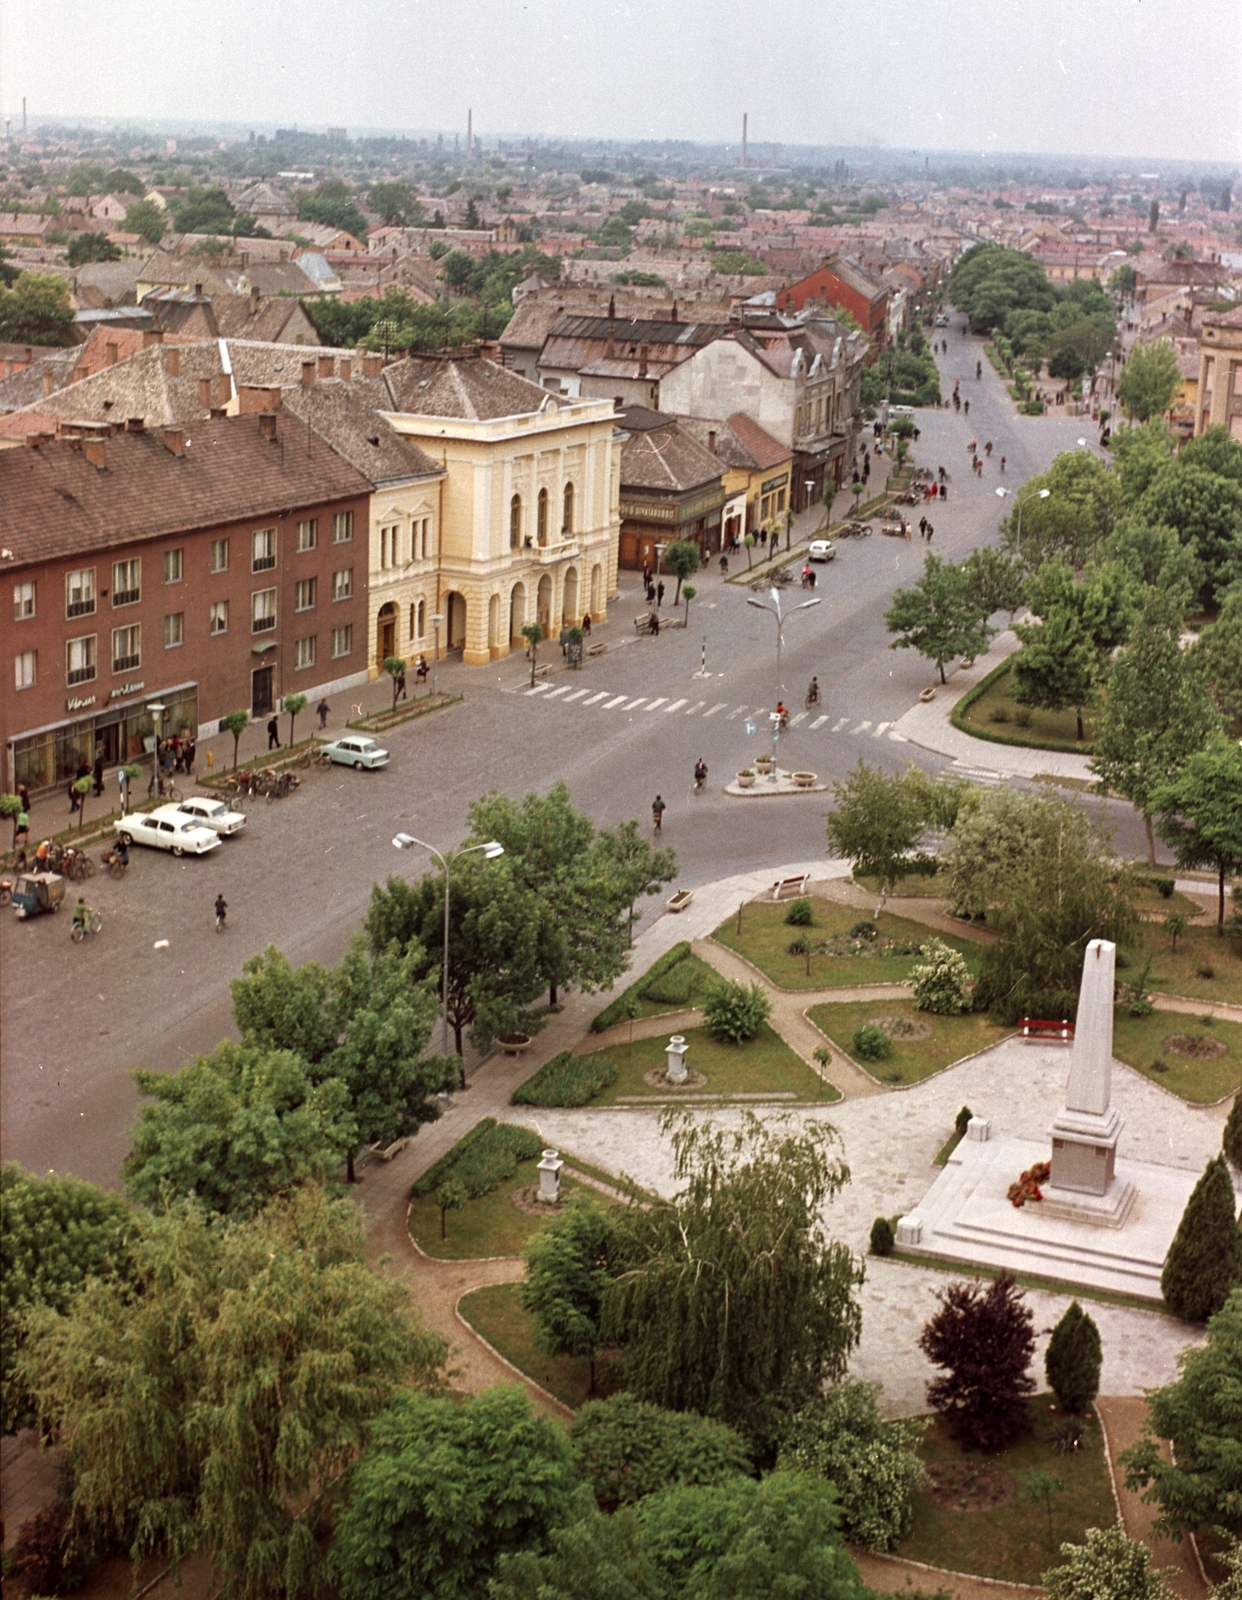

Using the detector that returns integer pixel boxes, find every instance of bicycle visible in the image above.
[63,849,95,883]
[71,911,103,942]
[100,847,129,879]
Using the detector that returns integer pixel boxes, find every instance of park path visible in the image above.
[853,1549,1040,1598]
[1096,1398,1209,1600]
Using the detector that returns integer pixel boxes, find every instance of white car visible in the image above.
[169,797,247,836]
[889,404,915,417]
[808,539,836,562]
[320,735,389,770]
[116,806,220,857]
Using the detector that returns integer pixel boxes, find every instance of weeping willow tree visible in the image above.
[601,1112,863,1461]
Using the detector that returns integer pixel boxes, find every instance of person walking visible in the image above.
[976,360,982,379]
[963,399,970,416]
[117,764,129,815]
[317,698,330,728]
[649,610,660,637]
[13,804,30,860]
[999,456,1006,473]
[939,482,946,500]
[414,656,429,687]
[642,563,652,591]
[926,522,934,543]
[656,580,665,608]
[92,746,105,796]
[919,516,928,540]
[266,716,280,750]
[182,736,196,777]
[582,613,591,636]
[395,669,407,702]
[985,441,993,457]
[651,794,666,832]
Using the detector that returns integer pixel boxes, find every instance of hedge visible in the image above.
[410,1118,543,1199]
[511,1051,618,1108]
[950,659,1096,756]
[591,942,692,1032]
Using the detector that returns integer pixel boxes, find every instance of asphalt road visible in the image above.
[0,329,1141,1187]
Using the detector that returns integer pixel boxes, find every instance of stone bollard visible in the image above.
[537,1148,563,1203]
[895,1216,923,1247]
[665,1034,688,1084]
[966,1116,991,1142]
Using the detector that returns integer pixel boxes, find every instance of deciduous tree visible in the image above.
[522,1194,615,1393]
[1193,584,1242,727]
[1139,460,1242,607]
[963,545,1027,622]
[1153,735,1242,928]
[0,270,76,345]
[592,818,678,945]
[885,553,993,683]
[124,197,166,244]
[663,539,701,604]
[825,761,942,905]
[1043,1524,1173,1600]
[918,1274,1036,1451]
[570,1394,752,1510]
[1118,339,1181,423]
[999,450,1121,571]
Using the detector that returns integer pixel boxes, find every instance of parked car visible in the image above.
[319,736,389,770]
[117,806,220,857]
[889,403,915,417]
[808,539,836,562]
[170,797,247,836]
[935,313,949,326]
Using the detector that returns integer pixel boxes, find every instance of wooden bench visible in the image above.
[1019,1018,1075,1044]
[771,873,810,902]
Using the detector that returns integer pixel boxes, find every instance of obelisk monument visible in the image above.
[1047,940,1131,1216]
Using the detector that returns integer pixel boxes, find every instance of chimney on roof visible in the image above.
[41,370,54,398]
[166,347,180,377]
[163,427,186,457]
[194,282,203,298]
[238,384,281,414]
[249,284,261,315]
[127,417,144,432]
[301,359,316,386]
[198,378,213,408]
[105,341,118,366]
[608,294,615,320]
[362,354,382,378]
[708,429,717,454]
[318,355,333,380]
[339,357,351,381]
[258,411,278,441]
[142,328,164,348]
[638,342,648,379]
[83,436,106,470]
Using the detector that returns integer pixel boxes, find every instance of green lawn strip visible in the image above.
[560,1157,654,1206]
[458,1281,624,1410]
[409,1160,618,1260]
[627,953,720,1020]
[896,1397,1116,1586]
[1111,1009,1242,1103]
[712,898,981,991]
[1130,885,1208,920]
[349,692,461,733]
[959,662,1100,748]
[932,1129,965,1167]
[1133,922,1242,1006]
[951,660,1097,756]
[852,872,946,901]
[885,1249,1174,1316]
[592,941,691,1032]
[808,1000,1011,1087]
[575,1022,839,1105]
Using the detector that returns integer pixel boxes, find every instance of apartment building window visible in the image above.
[15,651,36,690]
[163,548,184,584]
[537,487,549,546]
[333,510,353,543]
[562,481,574,537]
[380,524,399,570]
[210,601,229,635]
[112,558,141,607]
[332,568,353,601]
[295,518,318,552]
[510,495,522,550]
[252,527,276,572]
[112,624,141,673]
[332,625,352,658]
[13,581,35,621]
[164,612,184,648]
[251,589,277,633]
[295,577,317,611]
[794,405,803,436]
[65,568,96,618]
[67,635,97,685]
[294,636,316,670]
[417,517,430,559]
[209,538,229,573]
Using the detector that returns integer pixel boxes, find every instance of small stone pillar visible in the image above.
[537,1148,563,1203]
[966,1117,991,1142]
[665,1034,688,1084]
[896,1216,923,1247]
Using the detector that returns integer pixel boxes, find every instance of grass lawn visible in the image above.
[575,1022,840,1104]
[458,1281,623,1410]
[409,1161,611,1260]
[897,1396,1116,1585]
[1131,921,1242,1006]
[808,999,1012,1086]
[960,663,1099,747]
[853,872,946,900]
[629,952,720,1019]
[1112,1009,1242,1103]
[712,898,981,991]
[1129,884,1206,920]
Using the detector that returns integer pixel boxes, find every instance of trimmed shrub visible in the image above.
[642,959,701,1007]
[570,1393,752,1510]
[1044,1301,1102,1414]
[954,1105,974,1137]
[1224,1093,1242,1170]
[512,1051,618,1109]
[852,1024,891,1062]
[592,943,691,1032]
[910,938,971,1015]
[870,1217,895,1256]
[850,920,878,941]
[411,1118,542,1199]
[784,897,814,926]
[701,980,771,1045]
[1162,1154,1242,1321]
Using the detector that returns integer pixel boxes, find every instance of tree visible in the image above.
[777,1379,926,1550]
[1150,198,1161,233]
[885,552,993,684]
[1090,586,1221,863]
[602,1113,862,1459]
[442,247,475,288]
[123,1042,356,1215]
[1044,1301,1102,1414]
[1224,1094,1242,1170]
[1,1165,137,1433]
[1139,460,1242,608]
[1181,422,1242,485]
[963,545,1026,622]
[1109,262,1137,294]
[663,539,700,604]
[368,181,422,226]
[106,167,146,195]
[329,1386,579,1600]
[19,1187,446,1600]
[1193,584,1242,727]
[436,1177,466,1239]
[490,1495,664,1600]
[1104,513,1203,605]
[918,1274,1036,1451]
[825,761,935,905]
[231,944,336,1067]
[73,773,92,832]
[998,450,1121,571]
[297,178,368,241]
[67,231,122,266]
[0,271,76,346]
[1160,1154,1242,1321]
[522,1196,615,1392]
[521,620,543,688]
[65,160,108,196]
[1021,1468,1065,1551]
[124,197,166,244]
[220,709,249,770]
[171,186,235,235]
[1044,1524,1173,1600]
[1118,340,1182,424]
[570,1394,752,1510]
[701,979,771,1043]
[283,691,307,747]
[1012,586,1101,742]
[592,818,678,945]
[682,581,697,625]
[382,653,406,712]
[909,938,971,1014]
[1153,736,1242,928]
[1123,1289,1242,1541]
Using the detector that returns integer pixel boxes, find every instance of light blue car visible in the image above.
[319,735,389,770]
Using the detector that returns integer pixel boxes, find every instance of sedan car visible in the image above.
[169,797,247,836]
[935,312,949,326]
[320,735,389,770]
[117,806,220,856]
[808,539,836,562]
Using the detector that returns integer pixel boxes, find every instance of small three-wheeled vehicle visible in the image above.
[11,871,66,918]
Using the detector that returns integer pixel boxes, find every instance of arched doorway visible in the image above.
[590,564,601,616]
[376,601,397,669]
[509,581,526,645]
[536,574,552,635]
[561,566,579,627]
[446,592,467,650]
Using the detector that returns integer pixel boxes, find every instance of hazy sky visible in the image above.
[3,0,1239,164]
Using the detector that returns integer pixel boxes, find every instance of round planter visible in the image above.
[737,772,756,789]
[497,1033,532,1056]
[754,757,773,771]
[792,771,817,788]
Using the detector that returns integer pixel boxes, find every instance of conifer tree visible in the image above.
[1044,1301,1102,1414]
[1224,1096,1242,1172]
[1161,1155,1242,1321]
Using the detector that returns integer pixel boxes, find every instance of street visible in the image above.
[0,330,1143,1187]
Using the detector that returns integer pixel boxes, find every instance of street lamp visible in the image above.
[391,833,504,1059]
[430,612,444,696]
[995,485,1049,558]
[746,589,821,779]
[147,701,166,795]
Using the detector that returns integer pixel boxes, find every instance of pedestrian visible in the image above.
[852,468,859,485]
[182,736,196,777]
[582,613,591,635]
[415,655,428,685]
[317,698,330,728]
[170,734,183,774]
[267,715,280,750]
[985,441,993,457]
[117,764,129,814]
[92,747,105,796]
[1000,456,1006,472]
[13,805,30,857]
[642,563,652,590]
[939,482,946,500]
[719,554,729,576]
[963,399,969,416]
[163,744,175,787]
[649,610,660,637]
[68,775,80,814]
[926,522,934,542]
[35,838,51,872]
[919,516,928,540]
[395,669,407,702]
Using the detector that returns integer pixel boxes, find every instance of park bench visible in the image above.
[771,873,810,902]
[376,1136,410,1161]
[634,614,656,635]
[1018,1018,1075,1044]
[587,640,607,657]
[532,661,552,679]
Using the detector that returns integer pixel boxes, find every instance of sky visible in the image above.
[2,0,1240,165]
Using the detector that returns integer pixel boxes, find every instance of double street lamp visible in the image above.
[391,833,505,1059]
[746,587,821,778]
[995,485,1050,558]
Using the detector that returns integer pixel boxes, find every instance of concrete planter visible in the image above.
[792,771,817,788]
[667,889,694,913]
[497,1034,532,1056]
[737,771,756,789]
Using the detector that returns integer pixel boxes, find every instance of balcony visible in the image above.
[252,555,276,573]
[67,664,96,686]
[251,614,277,634]
[112,653,140,673]
[112,589,140,607]
[66,598,96,618]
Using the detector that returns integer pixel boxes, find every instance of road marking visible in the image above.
[726,705,749,719]
[622,696,647,710]
[873,720,891,737]
[832,716,849,731]
[562,688,589,703]
[810,715,829,729]
[703,702,728,718]
[888,729,908,741]
[684,701,706,715]
[545,686,571,700]
[789,711,808,726]
[526,683,552,696]
[663,698,688,713]
[602,695,628,709]
[582,691,609,705]
[851,720,872,734]
[644,698,668,711]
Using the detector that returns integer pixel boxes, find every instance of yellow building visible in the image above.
[1195,306,1242,441]
[382,355,621,665]
[674,412,794,544]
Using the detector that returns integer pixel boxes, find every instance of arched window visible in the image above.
[537,487,549,546]
[417,599,425,638]
[510,494,522,551]
[562,481,575,537]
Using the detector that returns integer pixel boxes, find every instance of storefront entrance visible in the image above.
[251,665,274,717]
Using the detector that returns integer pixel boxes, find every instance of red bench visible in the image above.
[1019,1018,1075,1044]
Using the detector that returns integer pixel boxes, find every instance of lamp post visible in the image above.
[995,485,1050,559]
[392,833,504,1058]
[430,612,444,696]
[746,589,821,778]
[147,701,166,795]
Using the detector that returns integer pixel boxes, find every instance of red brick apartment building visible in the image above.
[776,258,890,352]
[1,411,370,793]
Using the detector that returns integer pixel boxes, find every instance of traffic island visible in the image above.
[725,767,826,797]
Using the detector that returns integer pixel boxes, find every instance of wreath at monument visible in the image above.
[1007,1160,1051,1208]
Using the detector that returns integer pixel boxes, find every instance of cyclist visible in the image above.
[107,836,129,870]
[214,893,228,931]
[775,701,789,729]
[693,760,708,792]
[806,677,821,707]
[651,795,666,832]
[72,898,92,935]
